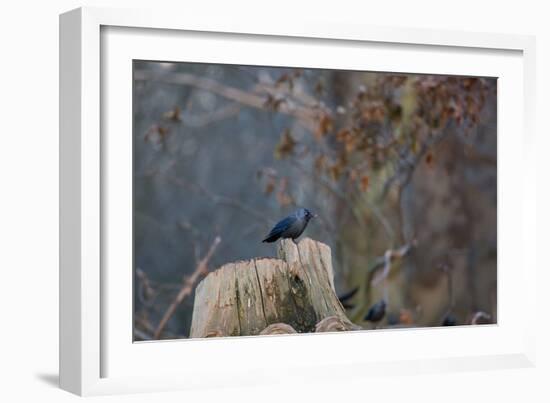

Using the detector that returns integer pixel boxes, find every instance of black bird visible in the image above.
[364,299,386,323]
[262,208,316,243]
[338,287,358,302]
[442,313,457,326]
[338,286,359,310]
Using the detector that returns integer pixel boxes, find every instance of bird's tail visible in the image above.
[262,234,279,243]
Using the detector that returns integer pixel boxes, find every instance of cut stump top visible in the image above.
[190,238,357,338]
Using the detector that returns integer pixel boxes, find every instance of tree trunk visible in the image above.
[189,238,359,337]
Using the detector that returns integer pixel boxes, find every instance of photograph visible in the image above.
[132,60,497,341]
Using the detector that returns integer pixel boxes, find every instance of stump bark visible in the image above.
[189,238,358,337]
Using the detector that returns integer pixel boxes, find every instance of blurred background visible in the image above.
[133,60,497,340]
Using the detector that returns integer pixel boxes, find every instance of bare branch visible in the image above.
[181,103,241,128]
[438,263,455,324]
[153,236,222,339]
[134,328,152,341]
[288,159,366,232]
[349,240,416,323]
[134,69,318,131]
[379,124,452,202]
[136,267,157,308]
[134,314,155,334]
[371,241,416,287]
[163,174,273,225]
[471,311,491,325]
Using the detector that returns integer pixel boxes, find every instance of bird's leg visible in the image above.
[292,238,298,246]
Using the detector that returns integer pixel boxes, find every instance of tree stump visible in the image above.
[189,238,359,337]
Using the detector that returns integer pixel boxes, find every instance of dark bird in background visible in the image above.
[262,208,316,244]
[442,313,457,326]
[386,312,400,326]
[338,286,359,310]
[364,299,386,324]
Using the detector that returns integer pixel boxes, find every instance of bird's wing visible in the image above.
[338,287,359,303]
[267,215,297,237]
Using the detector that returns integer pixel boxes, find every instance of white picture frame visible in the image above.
[59,6,537,396]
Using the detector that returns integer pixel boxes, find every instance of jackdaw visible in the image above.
[338,286,359,310]
[442,313,457,326]
[262,208,316,243]
[364,299,386,323]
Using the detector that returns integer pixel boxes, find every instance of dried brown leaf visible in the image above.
[275,129,296,159]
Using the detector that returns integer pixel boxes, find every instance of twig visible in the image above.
[181,103,241,128]
[134,328,153,341]
[165,175,272,225]
[382,250,392,303]
[289,159,396,245]
[371,242,416,286]
[289,159,366,232]
[471,311,491,325]
[350,240,416,323]
[134,69,317,131]
[136,267,157,307]
[438,263,455,323]
[134,313,156,334]
[444,265,454,311]
[379,123,452,202]
[153,236,222,339]
[253,81,319,110]
[359,192,396,245]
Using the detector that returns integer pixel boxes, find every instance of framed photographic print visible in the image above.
[60,6,537,396]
